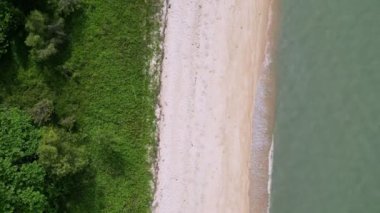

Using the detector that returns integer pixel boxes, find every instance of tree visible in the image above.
[29,99,54,126]
[59,115,76,131]
[56,0,81,16]
[38,128,88,178]
[25,10,65,61]
[0,107,47,212]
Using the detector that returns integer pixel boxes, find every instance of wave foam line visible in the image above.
[250,0,276,212]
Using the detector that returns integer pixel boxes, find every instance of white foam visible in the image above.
[267,136,274,213]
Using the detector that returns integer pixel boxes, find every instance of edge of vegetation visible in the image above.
[0,0,164,211]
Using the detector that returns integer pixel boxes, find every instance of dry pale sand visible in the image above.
[153,0,275,212]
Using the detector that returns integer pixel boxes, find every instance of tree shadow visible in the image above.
[1,14,33,97]
[97,136,128,177]
[105,148,128,177]
[0,53,20,99]
[61,166,105,212]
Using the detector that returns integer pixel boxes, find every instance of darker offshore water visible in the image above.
[270,0,380,212]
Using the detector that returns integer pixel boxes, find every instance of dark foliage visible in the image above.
[0,1,15,58]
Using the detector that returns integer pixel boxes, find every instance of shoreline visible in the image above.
[250,0,278,212]
[153,0,276,212]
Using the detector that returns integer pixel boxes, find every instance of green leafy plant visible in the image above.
[38,127,88,178]
[0,107,47,212]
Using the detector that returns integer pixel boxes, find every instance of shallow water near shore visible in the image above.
[271,0,380,212]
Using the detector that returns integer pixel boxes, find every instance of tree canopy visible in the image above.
[0,1,16,58]
[0,107,47,212]
[38,127,88,178]
[25,10,65,61]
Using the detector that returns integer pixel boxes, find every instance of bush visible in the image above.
[57,0,82,16]
[25,10,65,61]
[38,128,88,178]
[29,99,54,125]
[59,115,76,131]
[24,0,81,62]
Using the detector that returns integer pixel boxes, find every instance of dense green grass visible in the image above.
[0,0,161,212]
[62,0,161,211]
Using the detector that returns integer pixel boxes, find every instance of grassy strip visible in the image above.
[60,0,161,211]
[0,0,161,212]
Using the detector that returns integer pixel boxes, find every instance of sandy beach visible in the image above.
[153,0,275,212]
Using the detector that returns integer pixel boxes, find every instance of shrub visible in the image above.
[38,128,88,178]
[29,99,54,126]
[25,10,65,61]
[24,0,81,62]
[57,0,82,16]
[59,115,76,131]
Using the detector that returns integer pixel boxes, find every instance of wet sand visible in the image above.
[153,0,275,212]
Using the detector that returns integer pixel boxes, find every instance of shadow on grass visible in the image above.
[0,54,20,101]
[96,134,128,177]
[62,166,105,212]
[0,34,28,100]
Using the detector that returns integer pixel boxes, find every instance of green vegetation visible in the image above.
[0,1,16,58]
[0,0,161,212]
[25,10,64,61]
[24,0,80,62]
[0,106,91,212]
[38,127,88,178]
[0,107,46,212]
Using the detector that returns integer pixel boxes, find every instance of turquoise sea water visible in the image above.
[270,0,380,212]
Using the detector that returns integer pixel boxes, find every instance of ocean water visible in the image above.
[270,0,380,213]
